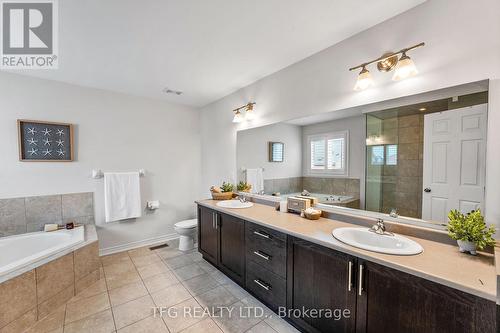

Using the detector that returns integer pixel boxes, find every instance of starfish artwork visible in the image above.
[56,139,64,146]
[57,149,65,156]
[27,127,36,135]
[42,128,52,136]
[56,129,65,136]
[28,148,38,156]
[43,138,52,146]
[43,149,52,156]
[27,138,38,145]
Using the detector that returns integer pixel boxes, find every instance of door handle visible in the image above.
[214,213,218,229]
[358,264,364,296]
[212,212,215,228]
[253,250,271,261]
[347,261,353,292]
[424,188,431,193]
[253,279,270,291]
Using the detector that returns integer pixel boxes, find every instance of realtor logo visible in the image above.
[1,0,58,68]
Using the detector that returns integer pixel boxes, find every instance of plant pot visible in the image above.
[457,240,477,255]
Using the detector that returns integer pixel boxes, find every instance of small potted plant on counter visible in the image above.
[447,209,495,255]
[237,181,252,193]
[210,182,234,200]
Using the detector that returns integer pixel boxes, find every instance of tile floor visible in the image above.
[24,240,300,333]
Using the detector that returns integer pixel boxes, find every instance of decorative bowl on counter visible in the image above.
[301,208,322,220]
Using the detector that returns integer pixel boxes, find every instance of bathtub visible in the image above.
[0,226,84,277]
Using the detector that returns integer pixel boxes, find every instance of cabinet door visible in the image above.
[356,260,496,333]
[218,213,245,285]
[197,206,218,265]
[287,237,357,333]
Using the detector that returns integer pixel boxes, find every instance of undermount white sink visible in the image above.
[332,227,423,255]
[216,200,254,209]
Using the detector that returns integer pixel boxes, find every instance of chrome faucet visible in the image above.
[238,196,247,203]
[369,218,393,236]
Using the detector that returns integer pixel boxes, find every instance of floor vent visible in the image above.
[149,243,169,250]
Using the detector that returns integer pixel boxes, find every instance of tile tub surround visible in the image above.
[0,239,100,332]
[19,240,299,333]
[0,192,95,237]
[263,176,360,198]
[198,199,496,301]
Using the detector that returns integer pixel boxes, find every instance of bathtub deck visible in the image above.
[0,225,97,284]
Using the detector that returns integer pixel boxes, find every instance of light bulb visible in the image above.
[232,110,243,123]
[245,103,255,120]
[392,53,418,81]
[353,67,374,91]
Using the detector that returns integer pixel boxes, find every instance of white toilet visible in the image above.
[174,219,198,251]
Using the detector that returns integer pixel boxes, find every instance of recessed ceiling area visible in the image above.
[11,0,426,107]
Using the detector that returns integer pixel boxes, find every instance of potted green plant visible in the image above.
[447,209,495,255]
[236,181,252,192]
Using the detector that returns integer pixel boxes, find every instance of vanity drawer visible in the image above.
[246,259,286,311]
[246,233,287,278]
[246,222,287,243]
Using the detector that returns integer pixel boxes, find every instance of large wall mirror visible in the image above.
[236,81,489,228]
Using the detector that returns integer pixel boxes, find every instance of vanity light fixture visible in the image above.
[232,102,256,123]
[349,42,425,90]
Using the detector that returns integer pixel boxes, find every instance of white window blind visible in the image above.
[371,145,398,166]
[308,131,348,175]
[371,146,385,165]
[386,144,398,165]
[311,139,326,169]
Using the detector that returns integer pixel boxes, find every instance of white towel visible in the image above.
[246,168,264,194]
[104,172,142,222]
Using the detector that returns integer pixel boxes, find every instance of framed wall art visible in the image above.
[18,119,74,162]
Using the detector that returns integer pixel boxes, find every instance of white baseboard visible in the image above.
[99,233,180,256]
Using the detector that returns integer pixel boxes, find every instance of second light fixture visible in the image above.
[350,42,424,91]
[232,102,256,123]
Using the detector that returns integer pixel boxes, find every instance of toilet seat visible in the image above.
[174,219,197,229]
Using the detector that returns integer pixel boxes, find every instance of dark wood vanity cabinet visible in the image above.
[286,236,496,333]
[245,223,288,311]
[287,237,357,333]
[197,205,245,285]
[198,205,218,264]
[355,260,496,333]
[218,212,245,285]
[197,205,496,333]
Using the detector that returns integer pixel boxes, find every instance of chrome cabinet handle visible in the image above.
[212,212,215,229]
[253,231,270,239]
[253,251,271,261]
[347,261,353,292]
[358,264,364,296]
[253,279,270,291]
[214,213,218,229]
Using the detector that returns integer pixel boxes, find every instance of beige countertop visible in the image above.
[198,199,496,302]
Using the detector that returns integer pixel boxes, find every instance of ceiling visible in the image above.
[10,0,426,107]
